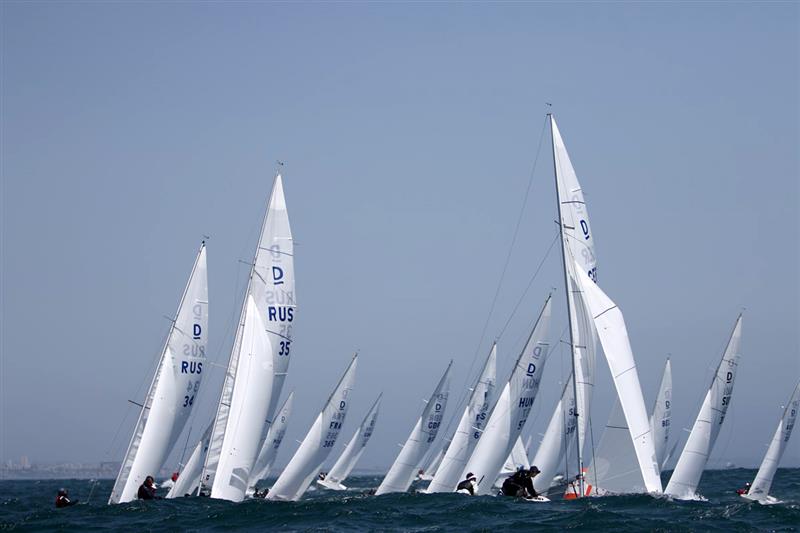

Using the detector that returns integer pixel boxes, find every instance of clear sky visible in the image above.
[1,2,798,474]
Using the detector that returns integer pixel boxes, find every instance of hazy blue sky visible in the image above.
[2,2,797,475]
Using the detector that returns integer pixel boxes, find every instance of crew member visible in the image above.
[456,472,478,495]
[137,476,159,500]
[501,466,540,499]
[55,488,77,508]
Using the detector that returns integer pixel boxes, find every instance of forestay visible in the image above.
[742,381,799,503]
[376,361,452,495]
[573,263,661,494]
[267,355,357,501]
[650,358,672,471]
[200,174,295,501]
[531,373,576,494]
[427,344,496,493]
[109,244,208,504]
[319,393,382,490]
[166,422,212,499]
[248,392,295,490]
[551,115,599,475]
[462,296,552,496]
[665,315,742,500]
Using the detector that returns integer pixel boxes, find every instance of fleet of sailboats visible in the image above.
[109,116,793,508]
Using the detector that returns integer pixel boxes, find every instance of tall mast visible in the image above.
[549,113,584,497]
[198,169,281,494]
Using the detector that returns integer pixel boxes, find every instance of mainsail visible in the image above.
[650,358,672,471]
[200,174,295,502]
[166,422,212,499]
[665,315,742,500]
[573,262,662,494]
[742,381,799,503]
[531,373,576,494]
[375,361,452,495]
[427,344,496,493]
[461,296,552,496]
[248,392,295,489]
[550,115,599,491]
[109,243,208,504]
[267,355,357,501]
[319,393,382,490]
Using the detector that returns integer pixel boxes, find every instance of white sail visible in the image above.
[267,355,357,501]
[427,344,496,493]
[551,115,599,483]
[585,398,648,495]
[109,244,208,504]
[502,436,531,475]
[319,393,382,490]
[210,296,273,501]
[462,296,552,496]
[248,392,295,489]
[572,262,662,494]
[166,422,212,499]
[419,442,446,480]
[665,315,743,500]
[531,374,576,494]
[650,358,672,471]
[376,361,452,495]
[742,381,800,503]
[200,174,295,500]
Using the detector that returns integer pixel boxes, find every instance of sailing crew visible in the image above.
[501,466,540,499]
[456,472,478,495]
[736,482,751,496]
[55,488,78,508]
[161,472,179,490]
[137,476,159,500]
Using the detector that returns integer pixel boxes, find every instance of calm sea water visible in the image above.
[1,469,798,531]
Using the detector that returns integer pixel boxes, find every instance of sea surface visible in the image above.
[1,468,798,531]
